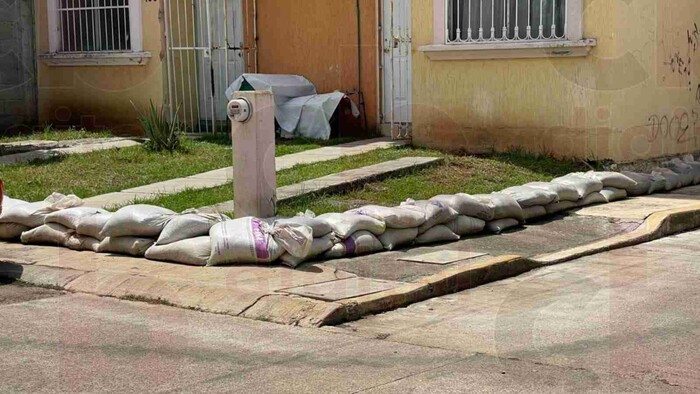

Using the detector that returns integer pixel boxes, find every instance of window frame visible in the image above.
[422,0,595,60]
[44,0,148,66]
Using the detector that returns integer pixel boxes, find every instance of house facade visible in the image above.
[16,0,700,163]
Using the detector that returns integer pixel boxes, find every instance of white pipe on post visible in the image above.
[228,91,277,219]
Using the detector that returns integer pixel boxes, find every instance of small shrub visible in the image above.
[133,100,181,153]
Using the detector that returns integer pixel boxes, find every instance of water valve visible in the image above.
[227,98,252,123]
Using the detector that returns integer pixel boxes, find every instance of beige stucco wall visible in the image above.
[412,0,700,162]
[35,0,164,135]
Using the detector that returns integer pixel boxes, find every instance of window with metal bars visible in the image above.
[447,0,567,43]
[56,0,132,52]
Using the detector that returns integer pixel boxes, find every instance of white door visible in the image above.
[382,0,412,138]
[197,0,245,124]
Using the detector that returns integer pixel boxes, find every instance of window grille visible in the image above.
[56,0,131,52]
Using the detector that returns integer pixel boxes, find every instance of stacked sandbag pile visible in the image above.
[4,154,700,269]
[97,205,176,256]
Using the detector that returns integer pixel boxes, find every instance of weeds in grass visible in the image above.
[133,100,181,153]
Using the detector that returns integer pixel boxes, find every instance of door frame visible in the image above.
[380,0,412,139]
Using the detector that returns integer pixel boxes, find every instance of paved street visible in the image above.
[1,231,699,393]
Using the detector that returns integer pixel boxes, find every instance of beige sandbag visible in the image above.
[584,171,638,190]
[97,237,155,257]
[663,159,695,186]
[0,193,83,228]
[652,168,682,191]
[75,212,112,240]
[0,223,30,240]
[577,192,608,207]
[445,216,486,236]
[378,228,419,251]
[274,210,332,237]
[346,205,426,229]
[145,236,211,266]
[525,182,579,202]
[415,225,460,245]
[316,212,386,239]
[400,199,459,234]
[551,173,603,199]
[280,234,336,268]
[20,223,73,246]
[474,193,524,222]
[500,186,558,208]
[101,205,176,238]
[600,187,628,203]
[522,206,547,222]
[45,207,110,229]
[64,234,101,252]
[156,211,229,245]
[430,194,495,221]
[323,231,384,259]
[485,218,521,234]
[544,200,578,215]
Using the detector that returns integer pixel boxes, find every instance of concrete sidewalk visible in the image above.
[2,187,700,327]
[82,137,408,209]
[0,138,143,165]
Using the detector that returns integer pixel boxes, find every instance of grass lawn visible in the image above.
[0,128,113,143]
[132,146,590,215]
[1,136,356,202]
[275,152,591,217]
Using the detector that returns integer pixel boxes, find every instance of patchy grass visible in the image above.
[132,146,439,212]
[0,128,113,143]
[197,134,359,156]
[135,147,587,215]
[275,151,590,217]
[1,137,354,202]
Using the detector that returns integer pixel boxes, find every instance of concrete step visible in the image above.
[199,156,443,214]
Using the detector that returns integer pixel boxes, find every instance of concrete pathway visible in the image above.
[3,188,700,328]
[199,156,441,213]
[332,230,700,392]
[82,137,409,209]
[0,138,143,165]
[2,231,698,392]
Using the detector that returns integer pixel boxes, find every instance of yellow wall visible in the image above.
[35,0,165,136]
[412,0,700,162]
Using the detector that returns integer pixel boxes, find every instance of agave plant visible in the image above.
[132,100,181,153]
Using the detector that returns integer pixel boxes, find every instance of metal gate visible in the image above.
[164,0,244,133]
[382,0,412,139]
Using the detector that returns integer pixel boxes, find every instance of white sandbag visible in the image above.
[145,236,212,266]
[0,223,30,240]
[208,217,312,265]
[346,205,426,229]
[577,192,608,207]
[323,231,384,259]
[101,205,176,238]
[600,187,628,203]
[75,212,112,240]
[0,201,52,228]
[280,234,336,268]
[680,155,700,184]
[662,159,694,186]
[43,192,83,211]
[500,186,558,208]
[522,206,548,222]
[652,168,682,191]
[97,236,155,257]
[156,211,229,245]
[400,199,459,234]
[551,173,603,199]
[584,171,638,190]
[445,215,486,236]
[649,174,669,194]
[276,210,332,237]
[474,193,524,222]
[485,218,521,234]
[378,227,419,251]
[64,234,101,252]
[316,212,386,239]
[44,207,110,229]
[524,182,580,202]
[431,194,495,221]
[415,225,460,245]
[544,200,578,215]
[20,223,74,246]
[620,172,654,196]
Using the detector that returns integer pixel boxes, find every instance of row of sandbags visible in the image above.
[2,154,700,268]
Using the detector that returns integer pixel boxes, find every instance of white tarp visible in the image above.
[225,74,359,140]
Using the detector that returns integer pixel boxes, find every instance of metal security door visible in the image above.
[165,0,244,133]
[382,0,412,139]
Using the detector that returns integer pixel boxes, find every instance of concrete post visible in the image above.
[228,91,277,219]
